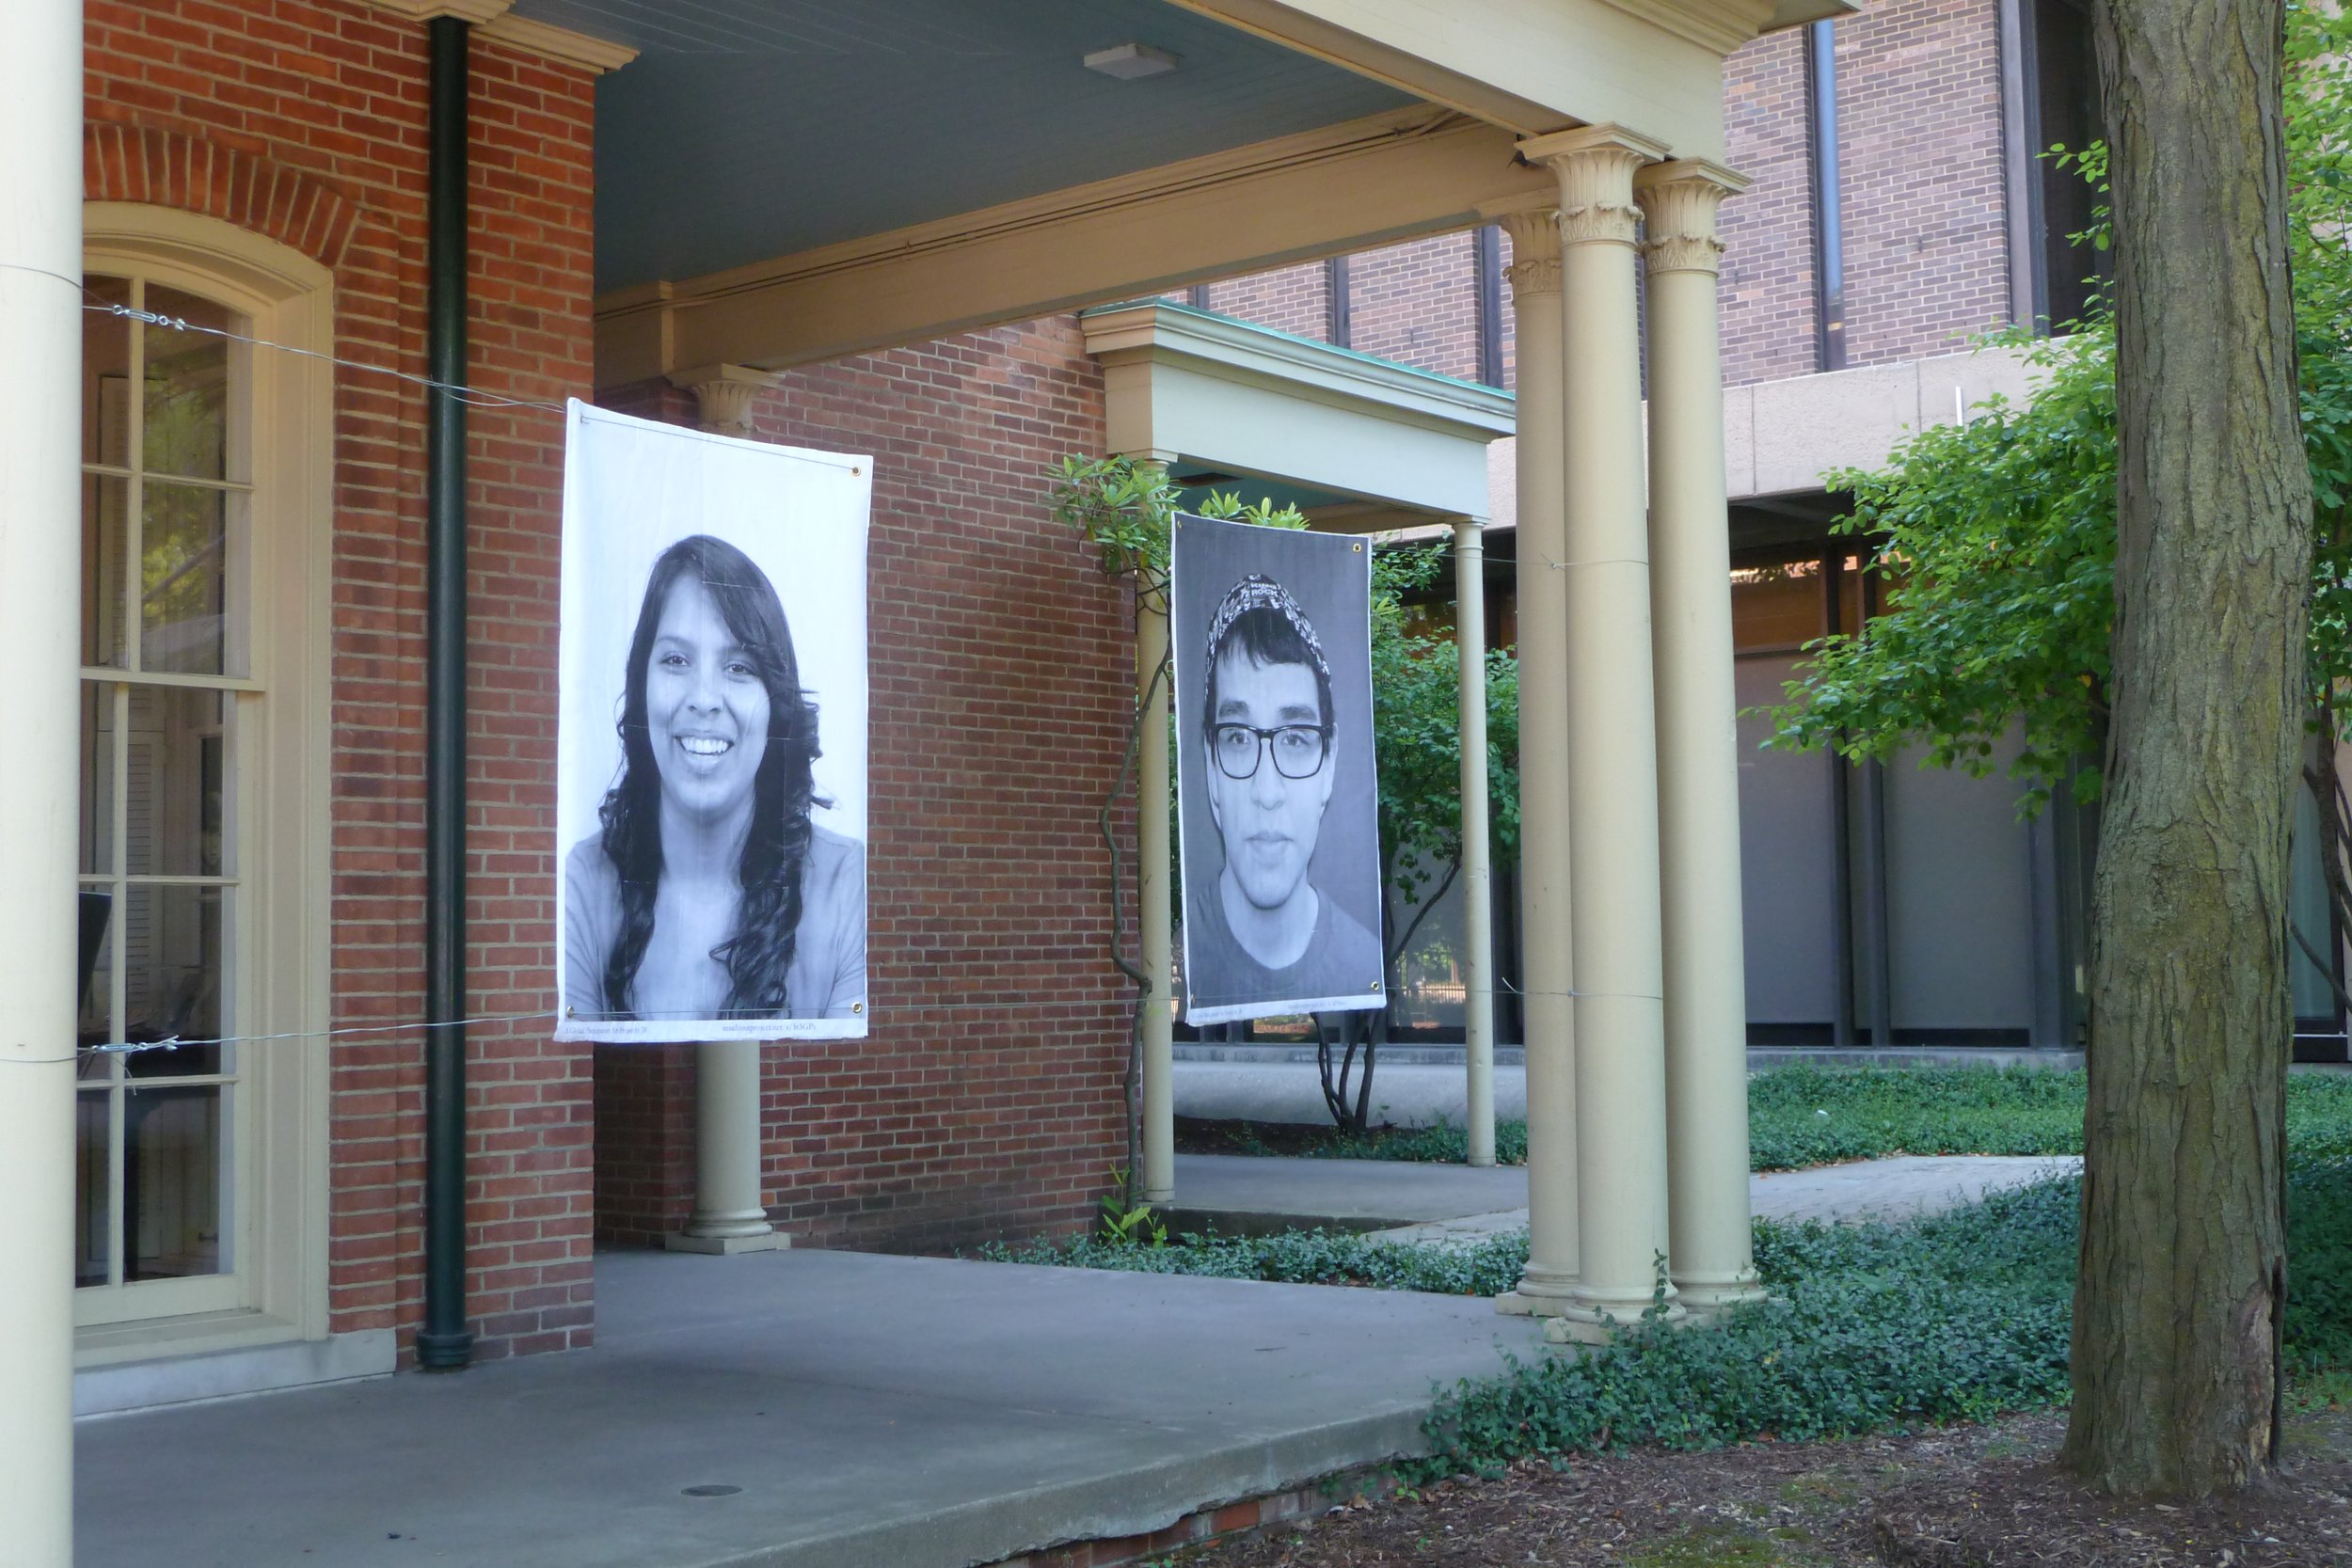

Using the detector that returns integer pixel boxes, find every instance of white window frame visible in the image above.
[76,204,334,1365]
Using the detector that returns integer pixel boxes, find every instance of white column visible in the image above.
[668,1040,787,1253]
[1638,160,1766,1318]
[1453,518,1498,1168]
[1523,124,1685,1340]
[1137,548,1176,1204]
[0,0,84,1559]
[1491,206,1580,1315]
[666,364,792,1257]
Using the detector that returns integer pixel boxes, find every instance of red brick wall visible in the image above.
[1201,261,1331,342]
[84,0,597,1363]
[596,320,1132,1255]
[1348,231,1482,382]
[1720,26,1822,387]
[1831,0,2012,365]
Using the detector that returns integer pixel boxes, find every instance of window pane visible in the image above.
[84,474,129,669]
[141,482,228,674]
[125,686,230,877]
[76,1091,111,1288]
[142,284,234,483]
[120,885,226,1076]
[77,895,115,1062]
[84,276,130,468]
[125,1085,224,1281]
[81,685,117,875]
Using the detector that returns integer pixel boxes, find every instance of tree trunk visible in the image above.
[2064,0,2310,1497]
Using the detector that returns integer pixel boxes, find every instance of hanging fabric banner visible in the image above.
[554,401,870,1042]
[1172,514,1385,1025]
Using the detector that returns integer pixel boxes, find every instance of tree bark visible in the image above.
[2064,0,2310,1497]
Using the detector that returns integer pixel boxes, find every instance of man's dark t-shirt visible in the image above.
[1184,879,1384,1018]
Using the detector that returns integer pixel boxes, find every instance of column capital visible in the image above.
[1518,124,1670,249]
[1634,159,1754,277]
[667,362,775,435]
[1486,198,1564,296]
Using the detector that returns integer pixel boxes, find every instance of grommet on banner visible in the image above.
[1352,542,1363,552]
[850,1001,865,1015]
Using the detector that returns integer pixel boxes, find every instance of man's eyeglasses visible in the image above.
[1211,722,1333,781]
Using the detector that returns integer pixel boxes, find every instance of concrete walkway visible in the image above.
[1171,1052,2094,1129]
[1165,1151,2079,1242]
[75,1152,2080,1568]
[78,1248,1550,1568]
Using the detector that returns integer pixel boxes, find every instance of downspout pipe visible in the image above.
[419,11,474,1372]
[1806,21,1848,372]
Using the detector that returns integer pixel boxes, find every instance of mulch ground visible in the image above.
[1163,1408,2352,1567]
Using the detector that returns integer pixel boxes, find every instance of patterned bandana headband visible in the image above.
[1203,573,1331,688]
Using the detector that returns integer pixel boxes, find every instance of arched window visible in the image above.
[75,209,331,1356]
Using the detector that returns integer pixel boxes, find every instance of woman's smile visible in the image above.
[644,576,771,821]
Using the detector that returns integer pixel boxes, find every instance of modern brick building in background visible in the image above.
[1171,0,2342,1060]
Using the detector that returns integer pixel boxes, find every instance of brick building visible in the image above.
[14,7,1852,1506]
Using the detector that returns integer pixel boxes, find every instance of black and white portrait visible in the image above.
[1172,515,1384,1024]
[554,402,870,1043]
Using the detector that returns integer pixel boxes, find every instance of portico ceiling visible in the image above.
[527,0,1849,383]
[513,0,1411,293]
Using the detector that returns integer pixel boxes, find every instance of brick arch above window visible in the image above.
[85,124,362,272]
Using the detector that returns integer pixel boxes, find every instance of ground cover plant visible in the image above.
[1177,1064,2352,1169]
[989,1153,2352,1482]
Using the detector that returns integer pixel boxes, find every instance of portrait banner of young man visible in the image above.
[554,401,871,1043]
[1171,514,1385,1024]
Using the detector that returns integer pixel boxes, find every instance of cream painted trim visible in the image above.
[80,203,337,1361]
[1168,0,1723,154]
[1083,301,1509,517]
[363,0,510,22]
[596,106,1551,385]
[479,14,640,73]
[1081,302,1515,436]
[361,0,639,73]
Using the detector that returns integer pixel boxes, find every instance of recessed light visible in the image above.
[1085,42,1179,80]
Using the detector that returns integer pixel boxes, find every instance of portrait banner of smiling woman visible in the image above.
[1171,514,1384,1025]
[554,401,870,1044]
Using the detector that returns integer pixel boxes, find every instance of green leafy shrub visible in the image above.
[978,1226,1530,1298]
[1413,1153,2352,1479]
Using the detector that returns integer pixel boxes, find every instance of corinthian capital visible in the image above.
[1518,125,1669,250]
[1634,160,1753,277]
[1491,205,1565,298]
[667,362,776,436]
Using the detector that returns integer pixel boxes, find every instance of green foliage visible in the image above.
[1226,1063,2352,1170]
[978,1224,1531,1298]
[1369,545,1522,958]
[1098,1167,1169,1247]
[1409,1156,2352,1480]
[1765,2,2352,812]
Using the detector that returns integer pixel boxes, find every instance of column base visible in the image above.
[1542,1295,1690,1344]
[1672,1272,1770,1321]
[1495,1267,1581,1317]
[664,1229,791,1256]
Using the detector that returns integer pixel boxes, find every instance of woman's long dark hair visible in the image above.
[598,534,822,1018]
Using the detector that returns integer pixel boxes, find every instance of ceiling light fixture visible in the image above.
[1084,42,1179,80]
